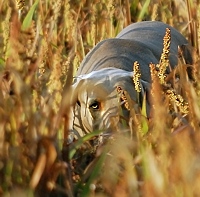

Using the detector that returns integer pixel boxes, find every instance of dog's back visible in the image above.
[76,21,192,82]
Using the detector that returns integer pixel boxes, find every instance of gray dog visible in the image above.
[70,21,192,137]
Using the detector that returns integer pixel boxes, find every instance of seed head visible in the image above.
[133,61,141,92]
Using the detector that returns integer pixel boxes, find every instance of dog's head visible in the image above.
[70,68,150,137]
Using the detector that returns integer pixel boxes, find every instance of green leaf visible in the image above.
[69,130,103,159]
[141,116,149,135]
[138,0,151,21]
[141,93,149,135]
[21,0,39,31]
[81,147,107,197]
[0,58,5,70]
[141,92,147,118]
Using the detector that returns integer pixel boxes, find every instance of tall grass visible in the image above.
[0,0,200,196]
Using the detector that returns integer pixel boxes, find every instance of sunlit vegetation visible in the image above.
[0,0,200,196]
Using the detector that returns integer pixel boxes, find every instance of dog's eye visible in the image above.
[89,101,100,110]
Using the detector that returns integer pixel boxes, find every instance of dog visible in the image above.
[70,21,192,137]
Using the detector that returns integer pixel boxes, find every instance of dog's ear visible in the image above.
[70,77,85,105]
[68,77,85,136]
[114,72,151,117]
[125,78,151,117]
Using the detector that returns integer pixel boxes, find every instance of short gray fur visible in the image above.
[76,21,192,82]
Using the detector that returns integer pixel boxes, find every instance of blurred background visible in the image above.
[0,0,200,196]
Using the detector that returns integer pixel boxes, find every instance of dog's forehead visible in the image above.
[79,78,114,100]
[75,69,130,100]
[79,68,133,82]
[74,68,134,103]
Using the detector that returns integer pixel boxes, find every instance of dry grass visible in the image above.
[0,0,200,196]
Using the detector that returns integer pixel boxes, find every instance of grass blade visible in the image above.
[21,0,39,31]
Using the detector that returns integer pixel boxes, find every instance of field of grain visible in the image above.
[0,0,200,196]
